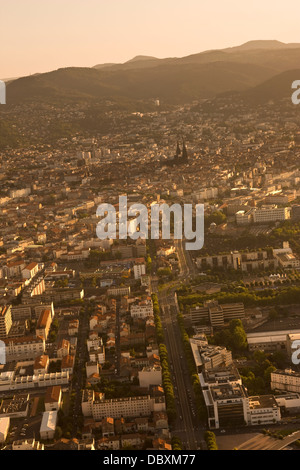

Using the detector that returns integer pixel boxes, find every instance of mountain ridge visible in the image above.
[5,41,300,105]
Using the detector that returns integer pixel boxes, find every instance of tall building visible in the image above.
[0,306,12,339]
[36,310,52,340]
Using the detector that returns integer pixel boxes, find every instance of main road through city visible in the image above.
[152,239,205,450]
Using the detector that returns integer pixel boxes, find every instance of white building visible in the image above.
[200,367,281,429]
[252,206,290,224]
[271,369,300,393]
[0,417,10,443]
[273,243,300,269]
[3,336,46,362]
[246,396,281,426]
[9,188,31,200]
[130,299,154,319]
[82,390,165,420]
[190,338,233,372]
[236,210,252,226]
[40,411,58,440]
[133,264,146,280]
[22,262,39,280]
[12,438,44,450]
[89,346,105,365]
[107,287,131,296]
[0,370,69,392]
[275,394,300,413]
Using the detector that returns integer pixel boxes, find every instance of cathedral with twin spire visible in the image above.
[174,140,188,163]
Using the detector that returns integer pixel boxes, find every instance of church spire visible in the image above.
[182,140,188,162]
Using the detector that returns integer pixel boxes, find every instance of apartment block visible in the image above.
[190,338,233,372]
[130,299,154,319]
[0,305,13,339]
[197,250,277,273]
[82,390,165,420]
[271,369,300,393]
[36,309,52,340]
[187,301,245,327]
[107,287,131,297]
[3,336,45,362]
[252,206,290,224]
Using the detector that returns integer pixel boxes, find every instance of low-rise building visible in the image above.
[12,438,44,450]
[187,301,245,327]
[44,386,62,412]
[0,394,30,418]
[271,369,300,393]
[82,390,165,420]
[138,366,162,389]
[40,411,58,440]
[0,417,10,443]
[247,395,281,426]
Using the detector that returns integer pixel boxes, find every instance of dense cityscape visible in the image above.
[0,83,300,451]
[2,0,300,455]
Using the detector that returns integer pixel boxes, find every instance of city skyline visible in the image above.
[1,0,300,78]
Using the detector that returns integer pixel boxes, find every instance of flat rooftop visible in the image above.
[210,383,247,401]
[249,395,278,410]
[0,394,29,415]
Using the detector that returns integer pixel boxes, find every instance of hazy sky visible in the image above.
[1,0,300,78]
